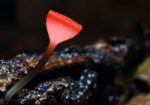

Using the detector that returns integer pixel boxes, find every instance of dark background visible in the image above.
[0,0,150,58]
